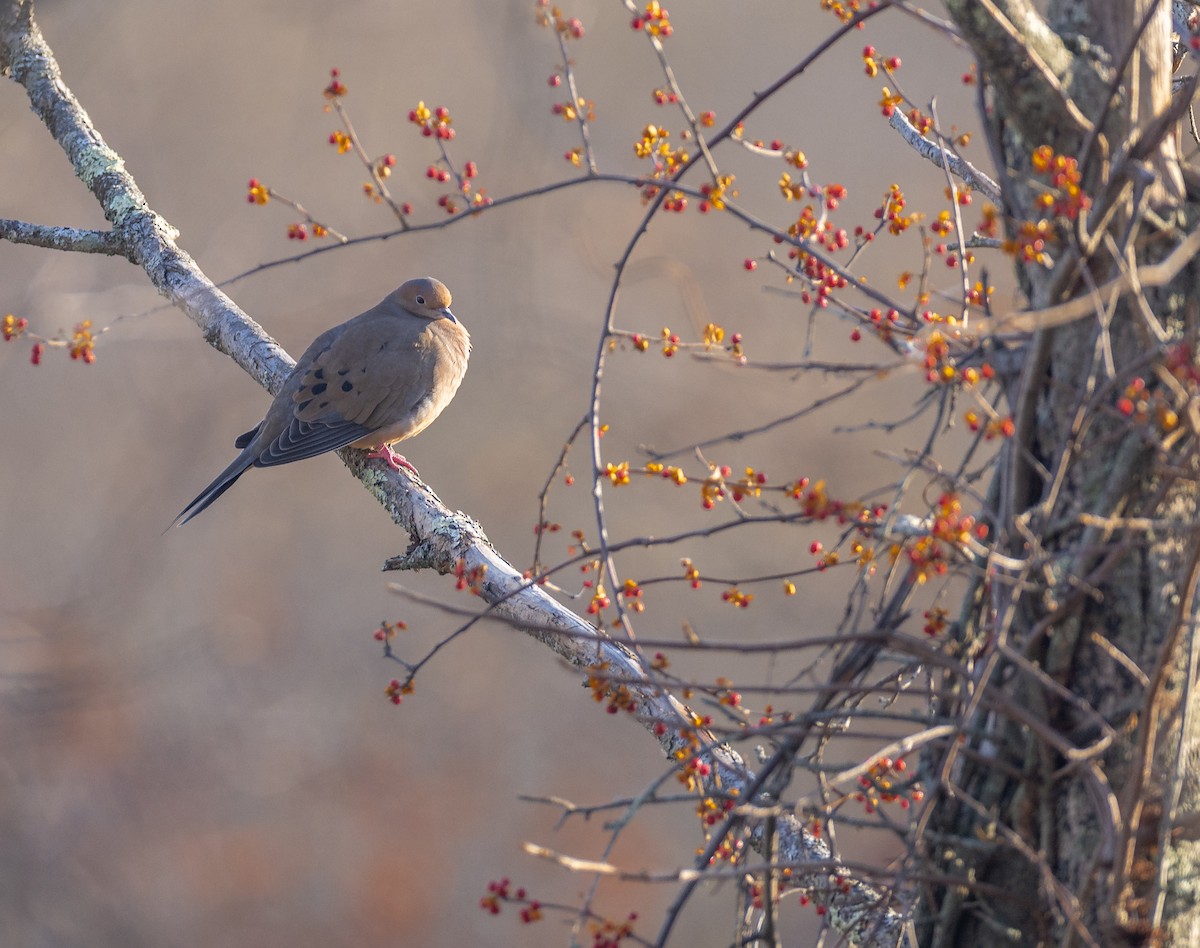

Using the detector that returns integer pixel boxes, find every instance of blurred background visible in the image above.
[0,1,987,944]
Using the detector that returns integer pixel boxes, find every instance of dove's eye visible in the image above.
[415,295,426,305]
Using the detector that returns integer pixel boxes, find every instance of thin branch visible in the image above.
[0,5,907,943]
[0,218,126,255]
[992,224,1200,334]
[887,109,1002,201]
[554,27,598,175]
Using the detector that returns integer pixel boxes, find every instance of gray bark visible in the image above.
[0,1,906,943]
[926,1,1200,944]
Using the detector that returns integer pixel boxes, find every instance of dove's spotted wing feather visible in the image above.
[291,306,456,445]
[173,277,468,527]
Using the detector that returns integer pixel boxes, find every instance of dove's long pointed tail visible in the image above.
[172,451,257,527]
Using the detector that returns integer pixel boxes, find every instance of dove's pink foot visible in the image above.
[366,444,418,474]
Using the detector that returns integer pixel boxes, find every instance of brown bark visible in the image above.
[926,1,1200,944]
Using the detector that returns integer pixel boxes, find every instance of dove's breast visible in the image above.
[351,317,471,449]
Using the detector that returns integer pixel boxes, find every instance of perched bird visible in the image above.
[174,277,469,526]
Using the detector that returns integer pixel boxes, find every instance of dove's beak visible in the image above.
[440,307,457,324]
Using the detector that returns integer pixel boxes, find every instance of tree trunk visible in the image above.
[926,1,1200,944]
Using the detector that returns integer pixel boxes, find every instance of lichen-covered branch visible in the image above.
[887,110,1002,201]
[0,217,124,254]
[944,0,1096,141]
[371,452,906,945]
[0,0,286,393]
[0,1,906,942]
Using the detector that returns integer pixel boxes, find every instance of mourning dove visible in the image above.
[174,277,469,526]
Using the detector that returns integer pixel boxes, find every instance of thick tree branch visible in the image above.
[0,0,906,941]
[371,453,907,945]
[944,0,1094,140]
[0,0,285,393]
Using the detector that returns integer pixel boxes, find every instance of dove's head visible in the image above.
[393,277,456,323]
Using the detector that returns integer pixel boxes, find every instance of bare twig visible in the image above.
[887,109,1002,202]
